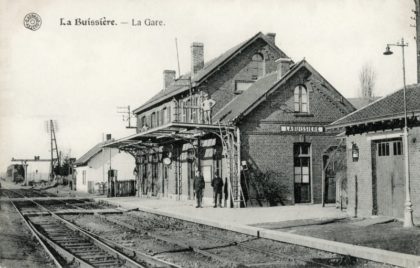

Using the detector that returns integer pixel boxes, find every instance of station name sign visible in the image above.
[280,125,324,133]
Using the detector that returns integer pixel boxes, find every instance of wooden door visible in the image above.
[88,181,94,194]
[373,139,404,218]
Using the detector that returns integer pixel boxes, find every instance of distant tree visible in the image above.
[359,63,376,100]
[53,155,74,177]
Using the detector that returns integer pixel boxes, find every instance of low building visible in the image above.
[108,32,355,207]
[328,85,420,219]
[74,136,135,194]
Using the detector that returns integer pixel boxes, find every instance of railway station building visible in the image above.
[328,85,420,219]
[108,32,355,207]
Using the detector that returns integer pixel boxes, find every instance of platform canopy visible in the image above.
[104,122,234,155]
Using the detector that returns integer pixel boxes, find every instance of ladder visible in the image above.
[218,124,246,208]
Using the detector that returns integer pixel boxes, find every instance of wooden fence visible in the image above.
[108,180,136,197]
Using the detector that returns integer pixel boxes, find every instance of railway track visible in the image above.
[3,188,394,268]
[6,189,180,268]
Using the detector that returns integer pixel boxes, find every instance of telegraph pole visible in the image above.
[117,105,136,129]
[45,120,60,180]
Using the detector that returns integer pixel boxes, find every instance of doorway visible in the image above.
[294,143,311,203]
[372,138,404,218]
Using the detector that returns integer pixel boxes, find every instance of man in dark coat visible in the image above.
[224,177,228,207]
[193,170,205,208]
[211,172,224,208]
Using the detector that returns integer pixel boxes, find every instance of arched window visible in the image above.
[294,85,308,113]
[140,116,146,128]
[250,53,265,79]
[161,107,167,124]
[151,112,156,128]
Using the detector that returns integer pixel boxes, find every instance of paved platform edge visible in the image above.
[97,198,420,268]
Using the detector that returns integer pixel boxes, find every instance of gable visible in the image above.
[214,60,355,126]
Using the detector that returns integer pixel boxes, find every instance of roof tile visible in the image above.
[330,84,420,127]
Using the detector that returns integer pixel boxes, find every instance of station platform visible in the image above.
[95,196,420,268]
[94,196,345,226]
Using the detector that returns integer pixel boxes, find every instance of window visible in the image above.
[378,142,390,156]
[250,53,265,79]
[82,170,86,185]
[377,139,402,157]
[168,106,172,123]
[161,108,166,125]
[156,110,160,126]
[293,143,311,203]
[191,96,198,123]
[151,112,156,128]
[140,116,146,128]
[235,80,254,93]
[181,101,187,123]
[186,99,191,123]
[294,85,308,113]
[393,140,402,155]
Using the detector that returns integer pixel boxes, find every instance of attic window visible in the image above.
[235,80,254,94]
[250,53,265,80]
[294,85,308,113]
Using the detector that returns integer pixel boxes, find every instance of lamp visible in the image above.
[383,45,393,55]
[351,143,359,162]
[383,38,414,228]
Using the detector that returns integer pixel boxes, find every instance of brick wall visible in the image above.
[238,67,349,205]
[345,134,374,217]
[204,39,284,113]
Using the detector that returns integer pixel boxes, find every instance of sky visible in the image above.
[0,0,417,174]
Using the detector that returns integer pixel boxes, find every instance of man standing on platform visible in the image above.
[193,170,205,208]
[201,94,216,124]
[211,172,223,208]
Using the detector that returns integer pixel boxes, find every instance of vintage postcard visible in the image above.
[0,1,419,267]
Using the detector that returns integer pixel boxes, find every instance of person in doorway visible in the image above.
[193,170,205,208]
[201,94,216,124]
[211,172,224,208]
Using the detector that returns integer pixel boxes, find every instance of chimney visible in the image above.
[106,134,112,141]
[275,58,292,80]
[266,33,276,44]
[163,70,176,90]
[191,42,204,77]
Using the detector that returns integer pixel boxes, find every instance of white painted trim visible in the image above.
[366,131,403,141]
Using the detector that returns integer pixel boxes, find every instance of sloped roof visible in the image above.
[213,60,355,124]
[75,141,108,166]
[329,84,420,128]
[133,32,287,114]
[347,97,381,110]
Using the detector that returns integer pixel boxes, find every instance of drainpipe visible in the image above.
[354,175,358,217]
[237,127,241,208]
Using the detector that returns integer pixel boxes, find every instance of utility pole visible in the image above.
[117,105,136,129]
[413,0,420,83]
[45,120,60,180]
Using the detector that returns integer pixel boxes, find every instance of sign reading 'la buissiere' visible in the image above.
[280,125,324,133]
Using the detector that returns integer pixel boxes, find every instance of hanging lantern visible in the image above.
[352,143,359,162]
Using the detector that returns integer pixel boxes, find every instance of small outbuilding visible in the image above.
[328,84,420,219]
[74,136,135,194]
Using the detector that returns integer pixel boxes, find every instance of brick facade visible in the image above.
[239,68,350,205]
[131,33,354,206]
